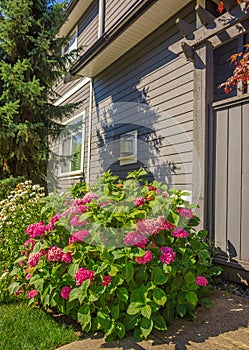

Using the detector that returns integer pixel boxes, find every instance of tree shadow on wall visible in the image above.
[94,82,187,188]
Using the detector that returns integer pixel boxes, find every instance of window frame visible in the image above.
[119,130,138,166]
[62,25,78,55]
[58,111,85,177]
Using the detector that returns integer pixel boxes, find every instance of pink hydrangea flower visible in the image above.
[27,289,38,298]
[47,213,62,230]
[195,276,208,286]
[72,198,87,206]
[61,252,72,263]
[26,273,32,280]
[147,185,157,191]
[60,286,72,300]
[47,246,63,262]
[123,232,149,248]
[135,251,153,264]
[69,230,89,244]
[25,222,47,238]
[28,252,42,267]
[71,205,88,215]
[160,247,176,265]
[23,238,35,251]
[19,259,25,266]
[177,207,194,219]
[157,216,174,231]
[82,192,99,204]
[70,214,86,227]
[75,267,95,286]
[14,288,23,296]
[133,197,146,207]
[172,227,189,238]
[136,219,160,235]
[102,275,111,286]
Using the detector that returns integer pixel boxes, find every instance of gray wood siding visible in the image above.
[90,3,195,191]
[78,1,99,53]
[105,0,139,33]
[213,97,249,261]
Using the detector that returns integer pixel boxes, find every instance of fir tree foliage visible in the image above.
[0,0,79,186]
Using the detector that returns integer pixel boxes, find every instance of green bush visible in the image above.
[0,176,26,201]
[0,180,48,302]
[9,170,221,340]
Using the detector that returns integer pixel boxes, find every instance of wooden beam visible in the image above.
[223,0,238,11]
[181,42,194,62]
[169,3,249,55]
[176,18,195,38]
[195,4,215,26]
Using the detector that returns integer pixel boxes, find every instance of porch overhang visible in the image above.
[69,0,191,78]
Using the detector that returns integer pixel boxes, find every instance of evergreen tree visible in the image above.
[0,0,77,187]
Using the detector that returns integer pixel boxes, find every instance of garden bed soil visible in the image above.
[56,289,249,350]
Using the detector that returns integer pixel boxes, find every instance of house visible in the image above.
[51,0,249,282]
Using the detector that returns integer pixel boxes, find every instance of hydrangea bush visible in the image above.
[9,170,221,340]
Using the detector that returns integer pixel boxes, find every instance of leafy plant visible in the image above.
[0,180,49,302]
[0,176,26,200]
[9,170,221,340]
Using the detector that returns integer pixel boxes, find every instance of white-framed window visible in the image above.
[119,130,138,166]
[59,112,85,176]
[62,26,78,55]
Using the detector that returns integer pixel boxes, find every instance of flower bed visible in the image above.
[9,170,221,341]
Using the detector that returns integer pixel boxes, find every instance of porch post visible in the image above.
[192,41,213,232]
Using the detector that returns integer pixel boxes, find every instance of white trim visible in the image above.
[86,78,93,183]
[58,111,85,177]
[54,77,91,106]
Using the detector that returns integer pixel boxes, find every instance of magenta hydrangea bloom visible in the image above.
[132,197,146,207]
[27,289,38,298]
[47,246,63,262]
[157,216,174,231]
[136,219,160,235]
[61,252,72,263]
[28,252,42,267]
[69,230,89,244]
[71,205,88,215]
[61,286,72,300]
[70,214,86,227]
[195,276,208,286]
[177,207,194,219]
[172,227,189,238]
[160,247,176,265]
[102,275,111,286]
[75,267,95,286]
[123,232,149,248]
[23,238,35,251]
[14,288,23,296]
[82,192,99,204]
[47,213,62,230]
[25,222,47,238]
[135,250,153,264]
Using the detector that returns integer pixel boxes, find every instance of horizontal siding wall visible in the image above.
[78,1,99,53]
[105,0,139,32]
[90,2,195,191]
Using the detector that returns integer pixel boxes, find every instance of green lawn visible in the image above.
[0,302,79,350]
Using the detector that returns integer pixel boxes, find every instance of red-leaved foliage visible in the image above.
[217,1,249,93]
[219,45,249,94]
[218,0,249,14]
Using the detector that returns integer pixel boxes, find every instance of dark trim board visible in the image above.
[214,255,249,286]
